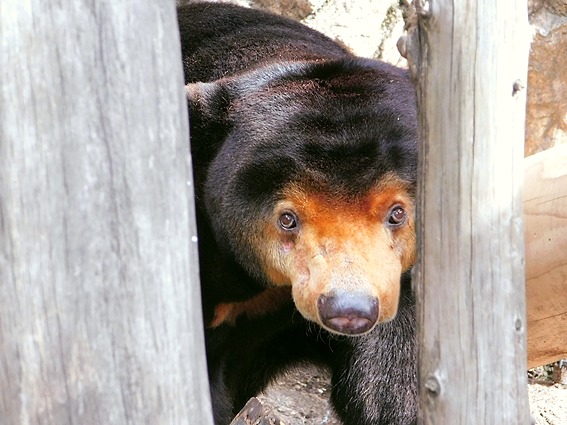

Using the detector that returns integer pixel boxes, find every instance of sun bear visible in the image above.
[178,3,418,424]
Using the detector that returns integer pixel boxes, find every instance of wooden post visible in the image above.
[0,1,213,424]
[405,0,532,423]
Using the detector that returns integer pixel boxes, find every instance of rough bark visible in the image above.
[0,1,212,424]
[406,0,532,423]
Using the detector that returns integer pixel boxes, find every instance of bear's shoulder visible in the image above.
[178,2,351,83]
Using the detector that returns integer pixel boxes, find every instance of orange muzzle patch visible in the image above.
[256,174,415,335]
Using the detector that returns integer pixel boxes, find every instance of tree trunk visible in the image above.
[406,0,532,423]
[0,1,213,424]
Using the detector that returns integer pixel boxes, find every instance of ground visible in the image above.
[530,382,567,424]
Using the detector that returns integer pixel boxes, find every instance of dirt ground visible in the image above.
[529,381,567,425]
[258,364,567,424]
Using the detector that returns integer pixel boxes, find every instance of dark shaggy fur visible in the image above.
[179,3,418,424]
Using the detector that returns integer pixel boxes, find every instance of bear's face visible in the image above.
[258,174,416,335]
[188,59,417,336]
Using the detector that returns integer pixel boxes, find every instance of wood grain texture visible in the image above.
[0,1,213,424]
[406,0,532,423]
[524,145,567,368]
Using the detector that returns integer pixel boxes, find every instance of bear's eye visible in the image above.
[388,206,407,226]
[278,212,298,231]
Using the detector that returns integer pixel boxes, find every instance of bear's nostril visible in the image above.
[317,293,379,335]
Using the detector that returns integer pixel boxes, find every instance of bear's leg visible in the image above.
[206,306,325,424]
[206,279,416,425]
[208,359,235,425]
[328,285,417,425]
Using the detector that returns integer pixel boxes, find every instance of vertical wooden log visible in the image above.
[0,1,213,424]
[405,0,531,423]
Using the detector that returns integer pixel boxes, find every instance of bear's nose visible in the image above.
[317,293,379,335]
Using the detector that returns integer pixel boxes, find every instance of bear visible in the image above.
[178,3,418,424]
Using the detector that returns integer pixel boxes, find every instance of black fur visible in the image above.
[179,3,418,424]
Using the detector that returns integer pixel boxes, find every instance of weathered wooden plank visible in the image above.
[0,1,213,424]
[527,313,567,369]
[524,144,567,368]
[406,0,531,423]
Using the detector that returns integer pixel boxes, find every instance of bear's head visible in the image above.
[187,58,418,336]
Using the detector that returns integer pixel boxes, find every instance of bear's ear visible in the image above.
[185,81,233,147]
[185,81,229,120]
[185,61,311,121]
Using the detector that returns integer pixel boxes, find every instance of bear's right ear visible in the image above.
[186,82,217,110]
[185,81,230,122]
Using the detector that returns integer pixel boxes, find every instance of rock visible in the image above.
[254,0,312,21]
[526,2,567,156]
[230,397,285,425]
